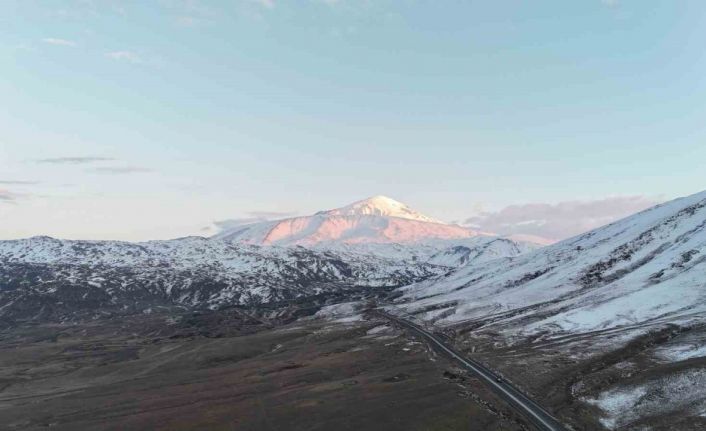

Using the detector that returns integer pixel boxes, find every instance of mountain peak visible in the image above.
[214,195,482,245]
[324,195,443,224]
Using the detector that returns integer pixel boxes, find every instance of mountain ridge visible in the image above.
[396,189,706,339]
[0,231,535,325]
[214,195,494,246]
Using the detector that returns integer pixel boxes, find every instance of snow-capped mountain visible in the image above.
[213,195,489,246]
[211,195,540,266]
[0,196,540,325]
[322,195,442,223]
[397,189,706,340]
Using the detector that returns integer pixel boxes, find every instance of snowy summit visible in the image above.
[214,195,484,246]
[320,195,443,224]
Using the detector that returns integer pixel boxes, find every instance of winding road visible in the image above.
[375,310,567,431]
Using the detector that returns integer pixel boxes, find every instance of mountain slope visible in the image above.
[214,195,488,246]
[397,190,706,339]
[314,237,538,267]
[0,236,448,324]
[0,196,539,325]
[393,190,706,428]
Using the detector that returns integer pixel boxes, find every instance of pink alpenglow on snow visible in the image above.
[214,196,491,246]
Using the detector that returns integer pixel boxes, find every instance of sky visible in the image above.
[1,0,705,241]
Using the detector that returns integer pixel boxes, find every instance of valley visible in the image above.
[6,2,704,429]
[1,193,705,430]
[0,309,531,431]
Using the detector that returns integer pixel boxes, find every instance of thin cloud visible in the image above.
[252,0,275,9]
[35,157,115,165]
[464,196,663,244]
[91,166,154,174]
[214,217,268,231]
[213,210,297,232]
[42,38,77,47]
[0,180,39,185]
[161,0,217,26]
[0,189,19,204]
[105,51,141,63]
[247,210,297,219]
[174,16,199,26]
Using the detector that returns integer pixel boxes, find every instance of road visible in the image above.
[375,310,567,431]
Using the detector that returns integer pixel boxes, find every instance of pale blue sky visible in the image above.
[1,1,705,240]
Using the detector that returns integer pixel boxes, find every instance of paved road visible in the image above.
[376,310,567,431]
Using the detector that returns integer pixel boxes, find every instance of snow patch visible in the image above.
[656,343,706,362]
[315,301,362,320]
[585,369,706,429]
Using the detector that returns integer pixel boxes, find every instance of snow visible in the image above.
[323,195,443,223]
[204,196,540,277]
[217,213,483,246]
[334,314,364,323]
[395,189,706,343]
[7,189,705,361]
[0,236,458,313]
[212,195,511,247]
[656,343,706,362]
[366,324,391,335]
[585,369,706,429]
[315,301,362,319]
[585,386,648,429]
[314,237,539,268]
[313,301,366,324]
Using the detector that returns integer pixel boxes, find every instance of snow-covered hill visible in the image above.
[390,190,706,428]
[396,190,706,340]
[0,196,539,325]
[314,237,537,268]
[0,236,449,324]
[213,195,491,246]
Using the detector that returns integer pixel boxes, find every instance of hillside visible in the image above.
[394,190,706,429]
[0,236,447,325]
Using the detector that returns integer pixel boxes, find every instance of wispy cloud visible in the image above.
[0,189,20,204]
[174,15,199,26]
[213,217,267,231]
[252,0,275,9]
[464,196,662,244]
[33,157,151,174]
[91,166,154,174]
[213,210,297,232]
[42,38,77,47]
[35,157,115,165]
[0,180,39,185]
[105,50,141,63]
[247,210,297,219]
[161,0,216,27]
